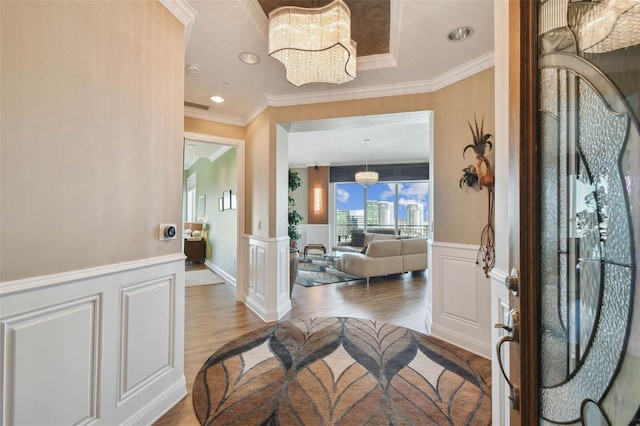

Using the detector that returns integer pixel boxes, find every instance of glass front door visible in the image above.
[537,0,640,423]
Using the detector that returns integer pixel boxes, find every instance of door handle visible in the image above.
[495,309,520,410]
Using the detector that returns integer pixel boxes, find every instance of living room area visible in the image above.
[182,109,431,289]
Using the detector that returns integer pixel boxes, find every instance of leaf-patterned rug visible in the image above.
[192,317,491,425]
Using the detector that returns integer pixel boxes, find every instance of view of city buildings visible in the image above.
[335,181,429,242]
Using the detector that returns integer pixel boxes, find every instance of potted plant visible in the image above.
[288,170,303,295]
[288,170,303,248]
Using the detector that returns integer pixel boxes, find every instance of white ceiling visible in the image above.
[282,111,431,167]
[182,0,495,168]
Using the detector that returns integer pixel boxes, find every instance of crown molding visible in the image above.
[209,145,232,163]
[427,50,495,92]
[159,0,197,44]
[183,144,231,169]
[265,50,495,107]
[245,101,270,125]
[184,100,270,127]
[184,107,246,127]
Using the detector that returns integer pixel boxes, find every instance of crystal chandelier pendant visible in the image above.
[355,170,379,187]
[355,139,378,187]
[268,0,357,86]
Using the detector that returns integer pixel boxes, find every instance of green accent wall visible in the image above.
[185,148,238,278]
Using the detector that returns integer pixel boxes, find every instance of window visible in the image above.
[335,180,428,243]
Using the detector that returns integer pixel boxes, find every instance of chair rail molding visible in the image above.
[430,241,492,358]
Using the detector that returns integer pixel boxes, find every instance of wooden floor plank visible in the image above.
[154,269,490,425]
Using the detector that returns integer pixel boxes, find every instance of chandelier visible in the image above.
[268,0,357,87]
[355,139,378,187]
[573,0,640,53]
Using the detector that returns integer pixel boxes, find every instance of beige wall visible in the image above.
[184,117,245,141]
[244,108,273,238]
[181,68,494,245]
[432,69,495,244]
[0,1,185,281]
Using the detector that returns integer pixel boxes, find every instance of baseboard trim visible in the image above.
[123,376,187,426]
[243,296,269,322]
[431,323,491,359]
[205,261,236,287]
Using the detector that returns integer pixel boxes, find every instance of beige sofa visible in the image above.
[335,238,427,283]
[332,230,396,253]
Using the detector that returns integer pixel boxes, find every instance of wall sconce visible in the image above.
[313,187,323,214]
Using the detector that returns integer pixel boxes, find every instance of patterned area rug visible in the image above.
[192,317,491,425]
[185,269,225,287]
[296,257,359,287]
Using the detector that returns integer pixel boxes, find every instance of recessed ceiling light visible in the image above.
[238,52,260,65]
[210,95,224,103]
[448,26,473,41]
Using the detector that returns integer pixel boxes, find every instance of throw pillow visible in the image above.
[350,231,366,247]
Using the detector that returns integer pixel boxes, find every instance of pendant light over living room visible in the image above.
[355,139,378,187]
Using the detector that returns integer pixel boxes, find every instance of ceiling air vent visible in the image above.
[184,101,210,111]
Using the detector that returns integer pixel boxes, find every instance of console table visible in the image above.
[184,238,205,263]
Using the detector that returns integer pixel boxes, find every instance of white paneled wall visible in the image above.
[430,241,492,358]
[245,236,292,322]
[0,255,186,425]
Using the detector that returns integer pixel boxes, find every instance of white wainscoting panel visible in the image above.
[254,242,268,300]
[244,236,292,322]
[120,277,174,402]
[0,254,186,425]
[2,295,100,425]
[430,241,491,358]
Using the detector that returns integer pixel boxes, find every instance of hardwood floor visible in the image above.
[154,268,491,425]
